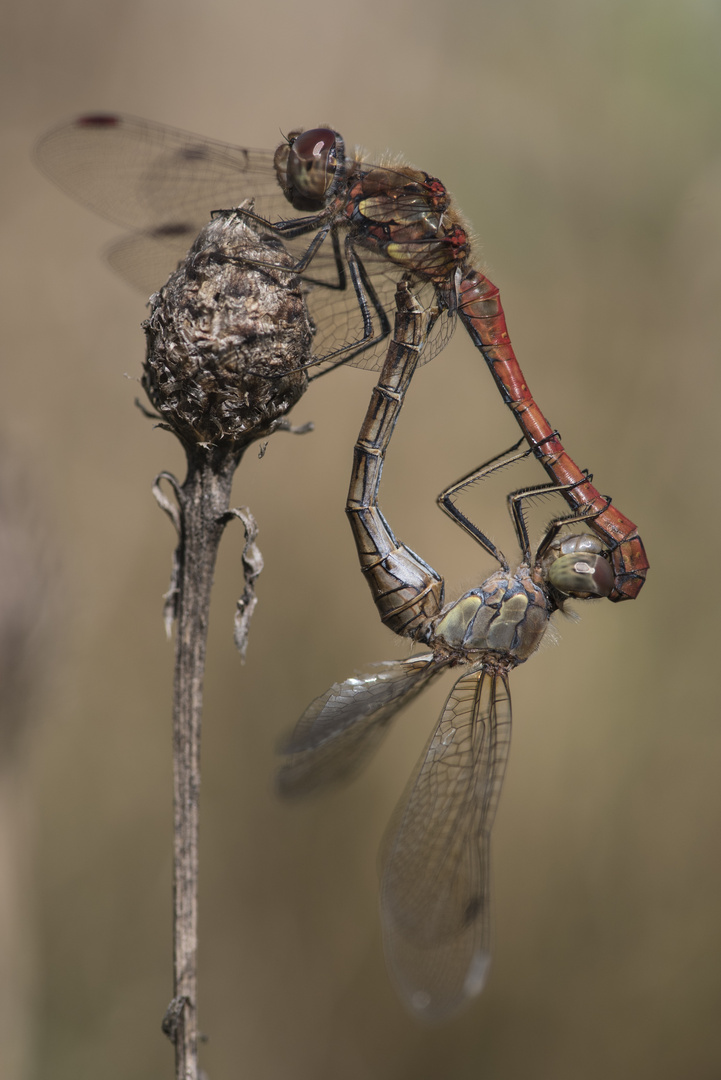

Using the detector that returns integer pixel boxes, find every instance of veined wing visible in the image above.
[277,654,451,798]
[36,116,458,370]
[380,666,512,1021]
[301,253,456,373]
[35,115,461,241]
[106,228,455,373]
[103,211,308,297]
[105,225,215,296]
[34,114,294,233]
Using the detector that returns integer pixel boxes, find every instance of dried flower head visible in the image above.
[143,207,313,451]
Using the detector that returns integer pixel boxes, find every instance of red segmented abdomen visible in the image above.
[457,269,648,601]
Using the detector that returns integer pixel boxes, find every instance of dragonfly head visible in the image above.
[274,127,345,212]
[541,534,614,600]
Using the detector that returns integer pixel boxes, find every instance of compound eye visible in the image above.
[286,128,340,207]
[548,552,614,598]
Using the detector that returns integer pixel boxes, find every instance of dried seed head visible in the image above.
[142,207,313,451]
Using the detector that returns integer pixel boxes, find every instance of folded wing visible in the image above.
[278,654,450,798]
[380,666,512,1021]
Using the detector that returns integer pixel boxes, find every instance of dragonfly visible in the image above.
[35,115,647,601]
[278,281,615,1021]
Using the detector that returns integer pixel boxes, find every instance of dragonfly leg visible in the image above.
[344,236,391,350]
[230,204,336,240]
[436,442,611,567]
[221,209,393,379]
[227,203,337,275]
[529,492,612,563]
[306,239,393,380]
[436,439,532,570]
[296,228,347,290]
[506,475,610,562]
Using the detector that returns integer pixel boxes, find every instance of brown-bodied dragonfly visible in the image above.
[35,117,647,600]
[278,281,615,1021]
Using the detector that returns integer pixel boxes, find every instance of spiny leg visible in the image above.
[229,204,393,376]
[503,470,605,561]
[236,231,393,379]
[308,237,393,378]
[437,441,611,565]
[436,438,530,570]
[230,203,335,242]
[227,204,348,290]
[519,490,613,564]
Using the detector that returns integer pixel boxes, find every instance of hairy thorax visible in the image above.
[432,567,551,665]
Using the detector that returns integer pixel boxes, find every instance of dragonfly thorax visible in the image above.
[433,567,550,663]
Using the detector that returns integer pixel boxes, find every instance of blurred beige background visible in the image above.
[2,1,720,1077]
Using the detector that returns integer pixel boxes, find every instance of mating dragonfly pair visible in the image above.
[36,118,648,1020]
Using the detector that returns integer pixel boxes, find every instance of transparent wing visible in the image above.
[34,114,293,232]
[35,115,453,232]
[277,654,451,798]
[35,115,458,370]
[107,229,455,372]
[103,216,327,296]
[380,666,512,1022]
[303,254,456,374]
[105,226,201,295]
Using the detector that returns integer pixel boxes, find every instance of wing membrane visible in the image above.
[34,114,292,232]
[36,116,458,370]
[380,666,512,1021]
[300,256,455,373]
[278,655,450,798]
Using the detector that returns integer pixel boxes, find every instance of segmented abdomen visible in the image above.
[457,269,648,601]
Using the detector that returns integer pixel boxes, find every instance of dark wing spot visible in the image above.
[179,144,209,162]
[463,895,483,926]
[152,223,195,238]
[76,114,120,127]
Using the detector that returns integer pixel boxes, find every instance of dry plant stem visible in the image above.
[158,445,243,1080]
[143,207,313,1080]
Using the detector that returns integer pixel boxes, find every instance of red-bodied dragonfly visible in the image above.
[35,116,647,600]
[279,281,615,1021]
